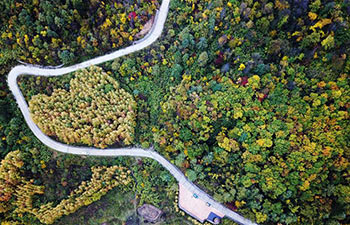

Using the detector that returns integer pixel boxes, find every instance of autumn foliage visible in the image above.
[1,0,350,224]
[29,66,137,148]
[0,150,133,224]
[31,165,133,224]
[0,150,44,214]
[154,69,349,223]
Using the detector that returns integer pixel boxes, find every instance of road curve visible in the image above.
[7,1,257,225]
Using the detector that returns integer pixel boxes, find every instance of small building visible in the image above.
[137,204,163,223]
[207,212,222,224]
[178,184,225,224]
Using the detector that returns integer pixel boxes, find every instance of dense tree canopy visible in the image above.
[29,66,137,148]
[0,0,349,224]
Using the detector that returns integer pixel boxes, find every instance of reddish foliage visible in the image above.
[128,11,137,20]
[225,201,237,211]
[240,76,248,86]
[215,52,224,65]
[183,160,190,168]
[0,191,12,202]
[258,93,268,102]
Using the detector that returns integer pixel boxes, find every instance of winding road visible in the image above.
[7,1,257,224]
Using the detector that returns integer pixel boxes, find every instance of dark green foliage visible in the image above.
[1,0,350,224]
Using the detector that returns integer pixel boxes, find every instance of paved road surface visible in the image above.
[7,1,257,224]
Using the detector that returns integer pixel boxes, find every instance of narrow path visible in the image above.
[7,1,256,224]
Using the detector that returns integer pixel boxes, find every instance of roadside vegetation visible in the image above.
[0,0,349,224]
[29,66,137,148]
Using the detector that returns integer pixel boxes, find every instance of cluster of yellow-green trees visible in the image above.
[29,66,137,148]
[0,150,44,215]
[32,165,133,224]
[0,150,133,224]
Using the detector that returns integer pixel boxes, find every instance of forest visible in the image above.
[0,0,349,224]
